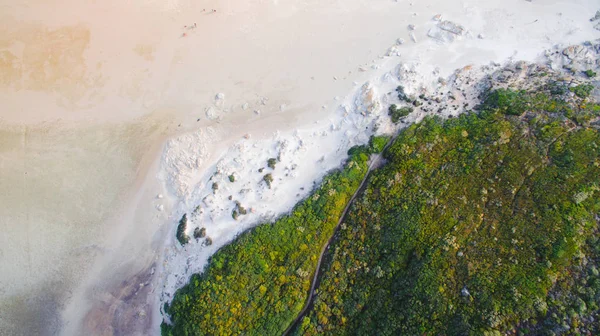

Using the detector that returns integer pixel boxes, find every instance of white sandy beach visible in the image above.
[0,0,598,335]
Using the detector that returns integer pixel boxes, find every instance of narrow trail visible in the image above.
[282,136,395,335]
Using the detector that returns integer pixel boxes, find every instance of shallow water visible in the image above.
[0,115,170,335]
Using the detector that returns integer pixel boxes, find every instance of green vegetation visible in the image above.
[176,214,190,246]
[396,85,410,102]
[584,69,597,78]
[229,174,236,183]
[295,89,600,335]
[480,88,528,115]
[162,144,379,335]
[268,158,277,169]
[263,173,274,188]
[368,135,391,154]
[193,227,206,240]
[570,84,595,99]
[388,104,413,123]
[163,82,600,335]
[232,201,248,220]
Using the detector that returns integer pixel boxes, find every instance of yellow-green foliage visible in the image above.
[296,92,600,335]
[162,148,374,335]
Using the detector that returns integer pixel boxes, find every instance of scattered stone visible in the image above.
[461,287,470,297]
[397,38,405,45]
[409,32,417,43]
[428,20,467,43]
[433,14,442,21]
[478,33,485,39]
[157,194,163,199]
[215,93,225,100]
[241,103,249,110]
[408,24,416,31]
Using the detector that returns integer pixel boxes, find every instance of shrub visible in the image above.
[228,174,235,182]
[205,236,213,246]
[368,135,391,154]
[570,84,594,98]
[396,85,410,102]
[482,88,528,115]
[194,227,206,239]
[176,214,190,245]
[388,104,413,123]
[263,173,274,188]
[212,182,219,191]
[584,69,597,78]
[268,158,277,169]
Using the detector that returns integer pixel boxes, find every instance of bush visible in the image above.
[212,182,219,191]
[176,214,190,245]
[228,174,235,182]
[368,135,391,154]
[570,84,594,98]
[268,158,277,169]
[481,88,528,115]
[263,173,274,188]
[584,69,597,78]
[194,227,206,239]
[388,104,413,123]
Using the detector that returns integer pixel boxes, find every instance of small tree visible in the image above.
[267,158,277,169]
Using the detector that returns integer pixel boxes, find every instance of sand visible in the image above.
[0,0,598,335]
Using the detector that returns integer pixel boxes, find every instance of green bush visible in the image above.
[388,104,413,123]
[193,227,206,239]
[263,174,274,188]
[176,214,190,246]
[481,88,528,115]
[570,84,594,98]
[584,69,597,78]
[268,158,277,169]
[228,174,235,182]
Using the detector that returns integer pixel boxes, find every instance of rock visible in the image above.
[241,103,249,110]
[562,45,586,59]
[205,106,218,120]
[353,83,381,116]
[461,287,470,297]
[428,20,466,43]
[215,93,225,100]
[409,32,417,43]
[478,33,485,39]
[157,194,163,199]
[386,45,401,56]
[433,14,442,21]
[254,110,261,115]
[408,24,416,31]
[397,38,405,45]
[591,10,600,22]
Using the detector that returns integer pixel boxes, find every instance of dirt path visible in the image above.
[282,137,394,335]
